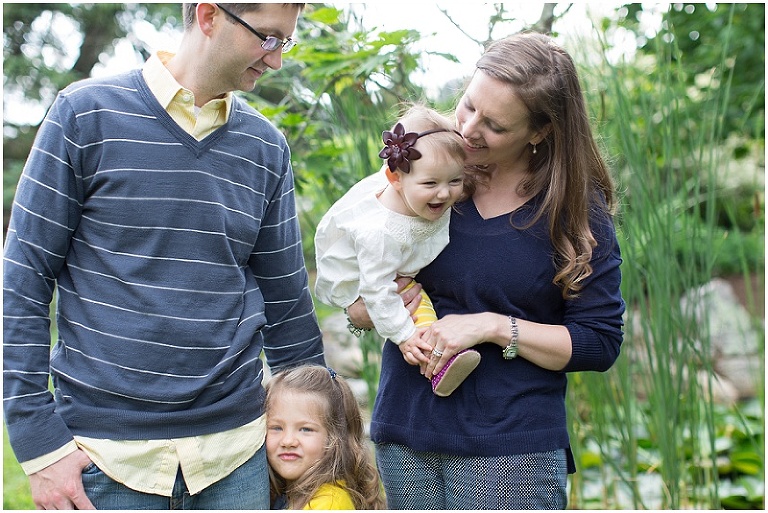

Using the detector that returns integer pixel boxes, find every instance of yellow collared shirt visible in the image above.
[20,51,265,497]
[143,51,231,140]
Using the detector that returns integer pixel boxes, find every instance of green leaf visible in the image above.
[730,451,764,476]
[304,6,342,25]
[579,451,603,469]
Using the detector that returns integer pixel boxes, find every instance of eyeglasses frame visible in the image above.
[214,3,297,53]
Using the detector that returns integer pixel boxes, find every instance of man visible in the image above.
[3,3,323,509]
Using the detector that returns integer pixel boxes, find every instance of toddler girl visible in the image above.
[314,105,481,396]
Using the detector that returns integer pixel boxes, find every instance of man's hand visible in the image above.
[29,449,95,510]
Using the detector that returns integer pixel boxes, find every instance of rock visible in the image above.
[681,278,761,356]
[714,357,762,400]
[681,278,762,399]
[625,278,762,403]
[697,370,740,405]
[345,377,371,408]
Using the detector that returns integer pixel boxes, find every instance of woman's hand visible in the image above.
[423,313,574,378]
[422,313,491,379]
[346,276,423,329]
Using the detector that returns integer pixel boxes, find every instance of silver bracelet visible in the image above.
[502,316,519,359]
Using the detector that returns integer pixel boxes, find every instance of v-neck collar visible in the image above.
[133,70,232,156]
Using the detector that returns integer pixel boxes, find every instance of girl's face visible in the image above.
[393,148,465,221]
[455,71,539,168]
[266,390,329,484]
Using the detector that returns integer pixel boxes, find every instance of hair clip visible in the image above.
[379,123,457,174]
[327,367,337,379]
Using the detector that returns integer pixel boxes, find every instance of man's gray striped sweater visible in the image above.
[3,70,324,463]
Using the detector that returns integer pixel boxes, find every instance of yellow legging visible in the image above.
[402,280,437,328]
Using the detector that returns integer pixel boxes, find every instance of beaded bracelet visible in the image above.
[344,308,372,337]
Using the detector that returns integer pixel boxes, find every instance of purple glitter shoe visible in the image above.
[431,349,481,397]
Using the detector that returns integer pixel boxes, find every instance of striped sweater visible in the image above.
[3,70,324,463]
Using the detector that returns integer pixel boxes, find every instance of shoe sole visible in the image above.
[432,349,481,397]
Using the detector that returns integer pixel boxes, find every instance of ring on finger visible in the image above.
[431,348,444,357]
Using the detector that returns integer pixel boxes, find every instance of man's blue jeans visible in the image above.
[81,445,270,509]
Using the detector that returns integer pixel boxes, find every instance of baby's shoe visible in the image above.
[431,349,481,397]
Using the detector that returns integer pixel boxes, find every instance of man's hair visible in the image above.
[182,3,306,30]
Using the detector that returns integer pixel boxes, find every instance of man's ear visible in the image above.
[196,3,218,36]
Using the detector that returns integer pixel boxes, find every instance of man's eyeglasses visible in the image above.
[215,4,297,53]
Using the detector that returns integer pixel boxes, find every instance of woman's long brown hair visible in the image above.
[475,32,617,299]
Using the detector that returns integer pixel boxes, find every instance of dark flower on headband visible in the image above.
[379,123,459,173]
[379,122,422,174]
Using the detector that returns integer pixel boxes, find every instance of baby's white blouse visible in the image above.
[314,169,450,344]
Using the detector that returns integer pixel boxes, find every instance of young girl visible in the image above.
[314,105,481,397]
[265,365,385,510]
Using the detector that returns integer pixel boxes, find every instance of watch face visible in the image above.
[503,345,517,359]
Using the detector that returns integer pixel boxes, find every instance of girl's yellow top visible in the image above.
[303,482,355,510]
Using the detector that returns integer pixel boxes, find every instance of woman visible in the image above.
[347,32,625,509]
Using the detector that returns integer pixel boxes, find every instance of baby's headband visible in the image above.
[379,122,461,174]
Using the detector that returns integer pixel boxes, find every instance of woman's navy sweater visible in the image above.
[370,196,625,472]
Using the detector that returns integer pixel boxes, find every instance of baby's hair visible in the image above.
[265,365,385,509]
[393,104,465,170]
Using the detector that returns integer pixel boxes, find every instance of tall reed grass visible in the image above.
[567,6,764,508]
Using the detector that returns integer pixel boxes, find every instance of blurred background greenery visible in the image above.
[3,3,764,509]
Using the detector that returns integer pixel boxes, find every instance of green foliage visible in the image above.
[569,397,764,509]
[586,4,765,288]
[3,160,23,232]
[3,4,180,117]
[4,3,84,102]
[566,5,765,509]
[3,427,34,510]
[244,5,426,195]
[616,3,765,147]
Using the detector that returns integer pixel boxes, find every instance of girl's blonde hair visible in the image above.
[265,365,386,509]
[474,32,618,299]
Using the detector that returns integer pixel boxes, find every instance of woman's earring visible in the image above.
[532,143,537,155]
